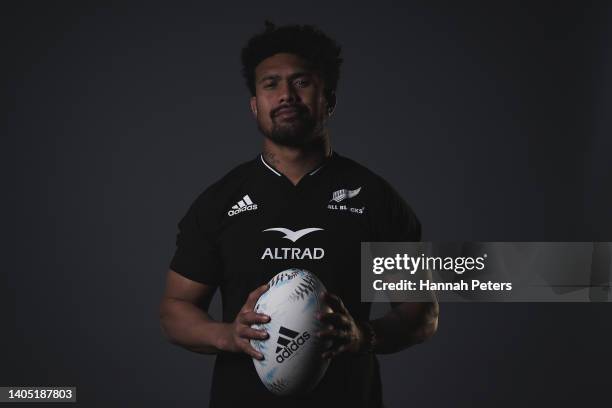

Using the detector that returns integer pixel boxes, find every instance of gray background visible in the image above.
[4,1,612,407]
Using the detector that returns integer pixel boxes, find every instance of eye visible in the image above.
[263,81,276,89]
[295,78,310,87]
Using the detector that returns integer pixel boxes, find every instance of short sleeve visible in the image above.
[169,195,223,285]
[375,180,421,242]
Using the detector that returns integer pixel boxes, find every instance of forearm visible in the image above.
[159,298,231,354]
[369,301,439,354]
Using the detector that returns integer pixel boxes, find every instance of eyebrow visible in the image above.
[258,71,312,84]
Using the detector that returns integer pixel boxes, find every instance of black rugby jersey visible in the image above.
[170,151,420,408]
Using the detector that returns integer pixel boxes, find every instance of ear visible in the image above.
[249,96,258,118]
[326,92,337,116]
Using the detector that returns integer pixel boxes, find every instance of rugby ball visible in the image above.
[251,268,331,396]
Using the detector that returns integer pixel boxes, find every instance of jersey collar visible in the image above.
[259,150,335,178]
[259,154,282,176]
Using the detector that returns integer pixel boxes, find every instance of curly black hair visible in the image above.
[240,21,343,104]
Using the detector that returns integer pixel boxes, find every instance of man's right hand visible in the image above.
[218,284,271,360]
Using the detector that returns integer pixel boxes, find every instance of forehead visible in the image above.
[254,53,312,78]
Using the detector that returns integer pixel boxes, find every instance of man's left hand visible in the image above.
[316,292,365,359]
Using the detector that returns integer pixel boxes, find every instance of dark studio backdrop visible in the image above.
[4,1,612,407]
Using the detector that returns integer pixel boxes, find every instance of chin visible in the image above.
[267,124,311,145]
[267,135,309,148]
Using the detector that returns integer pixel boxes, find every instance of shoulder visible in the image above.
[335,153,421,240]
[333,153,405,197]
[187,157,258,215]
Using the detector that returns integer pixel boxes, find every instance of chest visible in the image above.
[216,184,372,290]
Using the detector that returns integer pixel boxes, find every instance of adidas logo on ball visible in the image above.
[275,326,311,363]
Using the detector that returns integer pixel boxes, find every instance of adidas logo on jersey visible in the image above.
[228,195,257,217]
[275,326,311,363]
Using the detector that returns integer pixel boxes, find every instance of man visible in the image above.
[160,22,439,408]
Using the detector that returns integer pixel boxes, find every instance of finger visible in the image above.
[238,310,271,325]
[337,344,348,354]
[243,284,270,311]
[237,326,269,340]
[317,328,350,343]
[239,339,265,360]
[317,312,349,328]
[322,292,347,313]
[321,341,341,358]
[322,343,348,359]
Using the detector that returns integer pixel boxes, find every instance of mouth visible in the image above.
[274,106,301,119]
[275,109,299,119]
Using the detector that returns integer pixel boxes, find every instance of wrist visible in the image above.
[214,322,234,352]
[356,321,376,354]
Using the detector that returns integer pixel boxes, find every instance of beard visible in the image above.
[258,105,325,148]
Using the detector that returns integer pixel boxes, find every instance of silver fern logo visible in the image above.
[330,187,361,203]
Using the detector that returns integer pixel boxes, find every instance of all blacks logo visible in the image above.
[275,326,311,363]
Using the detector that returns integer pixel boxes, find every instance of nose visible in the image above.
[278,80,297,105]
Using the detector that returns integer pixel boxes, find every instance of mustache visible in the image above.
[271,104,307,118]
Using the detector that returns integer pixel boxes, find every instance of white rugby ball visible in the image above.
[251,268,331,396]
